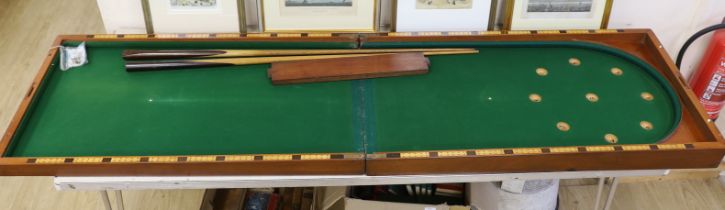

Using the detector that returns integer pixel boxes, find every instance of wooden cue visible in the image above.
[122,48,477,60]
[125,49,479,72]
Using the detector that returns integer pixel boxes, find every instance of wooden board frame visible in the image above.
[0,33,365,176]
[0,29,723,176]
[362,29,725,175]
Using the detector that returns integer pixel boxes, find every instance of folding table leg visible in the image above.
[593,177,605,210]
[115,190,125,210]
[100,191,112,210]
[603,177,620,210]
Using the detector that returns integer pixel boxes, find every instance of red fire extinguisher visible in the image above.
[679,18,725,120]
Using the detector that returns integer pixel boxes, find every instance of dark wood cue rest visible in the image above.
[268,52,429,85]
[0,30,722,176]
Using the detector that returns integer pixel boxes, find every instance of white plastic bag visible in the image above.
[59,42,88,71]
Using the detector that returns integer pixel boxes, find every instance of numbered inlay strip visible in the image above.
[370,144,695,159]
[87,33,338,39]
[25,153,363,164]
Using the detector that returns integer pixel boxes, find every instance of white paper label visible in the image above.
[501,180,526,194]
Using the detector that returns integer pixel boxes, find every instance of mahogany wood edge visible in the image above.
[366,148,725,175]
[0,159,364,176]
[0,33,356,149]
[359,29,724,145]
[3,32,724,176]
[56,34,358,43]
[0,36,64,157]
[361,29,649,41]
[641,30,725,144]
[367,142,725,161]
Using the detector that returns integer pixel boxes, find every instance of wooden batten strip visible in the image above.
[537,30,561,34]
[507,30,532,35]
[373,144,694,159]
[585,146,616,152]
[656,144,687,150]
[388,31,505,37]
[148,156,177,162]
[276,33,302,37]
[24,153,359,164]
[225,155,255,161]
[89,29,621,41]
[417,32,443,36]
[24,143,693,163]
[110,157,140,163]
[475,149,505,156]
[399,152,429,158]
[447,31,473,36]
[388,32,414,36]
[154,34,180,38]
[300,154,331,160]
[91,34,117,39]
[307,33,333,37]
[247,33,273,38]
[479,31,503,35]
[73,157,104,163]
[121,34,148,39]
[512,148,543,154]
[216,33,241,38]
[549,147,579,153]
[188,156,216,162]
[565,30,590,34]
[261,154,293,161]
[621,145,651,151]
[34,158,65,164]
[186,34,211,38]
[437,151,468,157]
[595,29,619,33]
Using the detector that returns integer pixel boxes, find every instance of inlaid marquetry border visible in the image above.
[86,33,340,39]
[24,153,363,165]
[369,143,695,159]
[384,29,622,37]
[84,29,625,40]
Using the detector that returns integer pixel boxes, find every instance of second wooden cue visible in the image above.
[122,48,477,60]
[125,49,479,71]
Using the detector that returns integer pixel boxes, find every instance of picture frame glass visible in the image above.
[509,0,609,30]
[396,0,494,32]
[262,0,376,32]
[147,0,241,33]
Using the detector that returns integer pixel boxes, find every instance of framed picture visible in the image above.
[261,0,377,32]
[393,0,497,32]
[142,0,245,33]
[504,0,613,30]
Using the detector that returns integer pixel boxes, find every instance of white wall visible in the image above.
[96,0,262,33]
[95,0,725,124]
[96,0,146,34]
[608,0,725,79]
[606,0,725,127]
[95,0,725,72]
